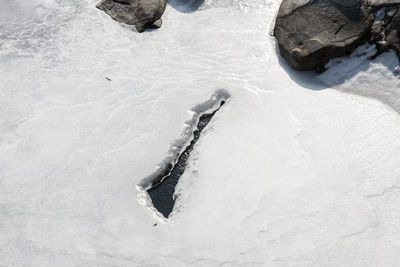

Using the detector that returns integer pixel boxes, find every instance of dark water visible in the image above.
[148,101,225,218]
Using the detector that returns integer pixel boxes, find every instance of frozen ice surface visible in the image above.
[2,0,400,266]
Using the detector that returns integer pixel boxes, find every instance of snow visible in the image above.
[1,0,400,266]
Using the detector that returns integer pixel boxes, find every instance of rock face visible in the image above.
[97,0,167,32]
[274,0,400,71]
[274,0,374,71]
[373,5,400,53]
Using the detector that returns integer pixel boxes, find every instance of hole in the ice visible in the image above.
[147,100,225,218]
[136,90,232,219]
[137,89,230,219]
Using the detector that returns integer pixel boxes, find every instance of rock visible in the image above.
[96,0,167,32]
[274,0,374,71]
[372,5,400,57]
[274,0,400,72]
[367,0,400,6]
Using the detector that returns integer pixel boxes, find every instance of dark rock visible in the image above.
[371,5,400,58]
[386,11,400,52]
[97,0,167,32]
[274,0,374,71]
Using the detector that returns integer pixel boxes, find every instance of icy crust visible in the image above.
[137,89,230,220]
[3,0,400,266]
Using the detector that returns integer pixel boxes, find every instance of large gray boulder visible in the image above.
[274,0,374,71]
[274,0,400,71]
[97,0,167,32]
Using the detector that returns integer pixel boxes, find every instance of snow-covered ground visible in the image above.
[2,0,400,266]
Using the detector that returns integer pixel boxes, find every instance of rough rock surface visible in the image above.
[274,0,374,71]
[274,0,400,71]
[372,5,400,54]
[97,0,167,32]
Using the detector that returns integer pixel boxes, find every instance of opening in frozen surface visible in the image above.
[137,89,230,219]
[147,101,225,218]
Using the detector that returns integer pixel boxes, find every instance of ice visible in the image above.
[2,0,400,266]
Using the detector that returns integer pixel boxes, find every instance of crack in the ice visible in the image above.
[137,89,230,219]
[340,228,368,239]
[364,185,400,198]
[147,101,225,218]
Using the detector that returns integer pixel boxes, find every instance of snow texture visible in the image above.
[2,0,400,266]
